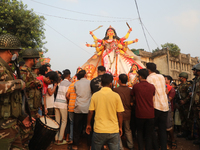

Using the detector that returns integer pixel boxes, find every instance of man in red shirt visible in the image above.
[37,71,59,115]
[131,69,155,150]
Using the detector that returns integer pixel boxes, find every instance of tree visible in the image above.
[161,43,180,57]
[152,47,160,53]
[0,0,47,54]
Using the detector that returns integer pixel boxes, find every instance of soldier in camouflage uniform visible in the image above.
[19,48,42,147]
[176,72,192,138]
[0,34,33,150]
[189,63,200,145]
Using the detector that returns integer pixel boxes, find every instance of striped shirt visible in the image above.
[54,79,71,109]
[147,73,169,111]
[67,82,77,112]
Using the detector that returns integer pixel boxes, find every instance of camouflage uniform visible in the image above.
[19,49,42,148]
[190,74,200,140]
[20,65,42,112]
[177,81,191,132]
[32,62,41,77]
[0,34,27,150]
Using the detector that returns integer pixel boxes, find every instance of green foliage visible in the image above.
[152,47,160,53]
[0,0,47,54]
[161,43,181,57]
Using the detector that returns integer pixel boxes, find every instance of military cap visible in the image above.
[22,48,40,59]
[0,34,22,50]
[179,72,188,79]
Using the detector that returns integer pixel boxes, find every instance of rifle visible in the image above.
[175,88,182,108]
[13,58,33,128]
[187,78,196,119]
[177,88,182,101]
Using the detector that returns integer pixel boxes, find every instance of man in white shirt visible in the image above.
[54,69,71,145]
[146,63,169,150]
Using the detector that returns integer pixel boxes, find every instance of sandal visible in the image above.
[171,141,177,149]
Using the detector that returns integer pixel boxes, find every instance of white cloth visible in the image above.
[46,84,55,108]
[147,73,169,111]
[54,79,71,109]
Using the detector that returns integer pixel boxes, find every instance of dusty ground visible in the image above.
[46,134,200,150]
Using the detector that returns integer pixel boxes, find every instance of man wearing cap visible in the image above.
[0,34,34,149]
[20,48,43,147]
[176,72,191,139]
[146,62,169,150]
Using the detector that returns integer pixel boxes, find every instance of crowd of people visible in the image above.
[1,34,200,150]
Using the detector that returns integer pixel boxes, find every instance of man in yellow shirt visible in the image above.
[86,74,124,150]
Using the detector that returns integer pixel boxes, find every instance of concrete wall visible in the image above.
[153,55,168,75]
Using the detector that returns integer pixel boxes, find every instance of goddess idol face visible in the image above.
[107,29,115,37]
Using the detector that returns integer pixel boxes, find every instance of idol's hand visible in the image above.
[89,31,93,35]
[133,39,138,43]
[86,43,90,47]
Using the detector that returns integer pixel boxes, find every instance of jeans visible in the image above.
[38,107,42,116]
[120,120,134,150]
[153,109,168,150]
[136,118,154,150]
[68,112,74,141]
[92,132,120,150]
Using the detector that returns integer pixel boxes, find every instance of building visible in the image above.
[133,49,198,82]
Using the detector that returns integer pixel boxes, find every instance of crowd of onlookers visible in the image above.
[2,34,200,150]
[29,61,199,150]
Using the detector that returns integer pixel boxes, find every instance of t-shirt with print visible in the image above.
[54,79,71,109]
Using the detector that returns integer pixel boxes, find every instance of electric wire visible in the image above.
[45,23,93,55]
[31,0,133,20]
[134,0,151,52]
[35,11,138,22]
[142,23,159,48]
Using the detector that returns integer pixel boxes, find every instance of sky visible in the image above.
[23,0,200,75]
